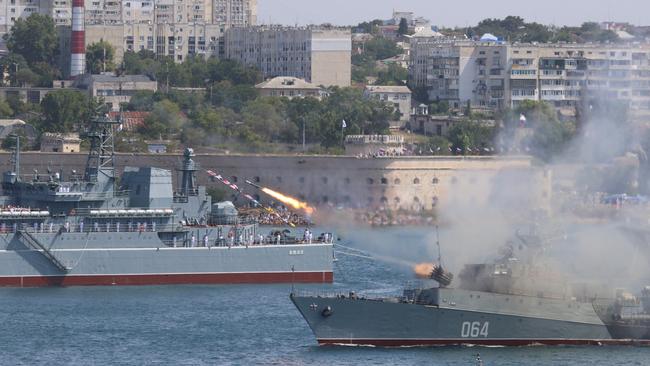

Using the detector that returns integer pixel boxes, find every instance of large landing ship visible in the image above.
[0,115,333,287]
[291,232,649,346]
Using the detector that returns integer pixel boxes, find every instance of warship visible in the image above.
[0,115,333,287]
[291,230,650,346]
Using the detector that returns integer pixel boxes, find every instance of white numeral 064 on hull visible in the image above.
[461,321,489,338]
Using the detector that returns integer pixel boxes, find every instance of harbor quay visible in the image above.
[0,152,549,213]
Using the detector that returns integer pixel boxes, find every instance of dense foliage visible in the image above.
[466,16,620,43]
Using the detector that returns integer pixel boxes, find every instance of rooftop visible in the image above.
[255,77,321,90]
[365,85,411,94]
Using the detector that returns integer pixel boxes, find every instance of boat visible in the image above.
[0,115,333,287]
[291,229,650,346]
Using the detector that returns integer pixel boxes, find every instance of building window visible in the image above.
[394,178,401,185]
[380,196,388,204]
[367,178,374,185]
[432,177,439,184]
[413,178,420,185]
[432,196,439,207]
[380,178,388,185]
[394,197,401,205]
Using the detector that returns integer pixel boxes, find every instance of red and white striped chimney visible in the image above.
[70,0,85,77]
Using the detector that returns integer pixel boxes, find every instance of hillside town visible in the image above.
[0,3,650,225]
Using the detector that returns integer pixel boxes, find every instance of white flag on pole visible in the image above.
[341,119,347,128]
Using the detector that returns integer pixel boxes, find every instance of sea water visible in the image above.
[0,227,647,365]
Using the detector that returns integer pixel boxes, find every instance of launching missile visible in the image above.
[245,180,262,190]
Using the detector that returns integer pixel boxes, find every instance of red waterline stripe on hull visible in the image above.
[0,271,333,287]
[318,338,650,347]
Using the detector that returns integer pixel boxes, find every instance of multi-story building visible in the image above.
[255,76,324,100]
[409,36,650,118]
[364,85,412,128]
[225,26,351,87]
[74,73,158,110]
[84,22,222,63]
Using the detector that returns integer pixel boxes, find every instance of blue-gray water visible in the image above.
[0,227,648,365]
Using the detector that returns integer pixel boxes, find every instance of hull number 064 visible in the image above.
[460,321,489,338]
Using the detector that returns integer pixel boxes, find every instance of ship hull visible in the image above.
[0,232,333,287]
[291,290,650,347]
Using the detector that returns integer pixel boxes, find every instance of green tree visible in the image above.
[448,121,496,154]
[3,14,58,66]
[398,18,409,35]
[0,100,13,117]
[86,40,116,74]
[39,90,96,132]
[376,64,408,85]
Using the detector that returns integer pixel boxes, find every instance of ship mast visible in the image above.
[83,113,119,185]
[10,134,20,181]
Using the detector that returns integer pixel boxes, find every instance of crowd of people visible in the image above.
[352,209,437,227]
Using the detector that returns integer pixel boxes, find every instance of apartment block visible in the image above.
[409,37,650,118]
[225,26,351,87]
[85,22,222,63]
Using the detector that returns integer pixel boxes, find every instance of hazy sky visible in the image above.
[257,0,650,28]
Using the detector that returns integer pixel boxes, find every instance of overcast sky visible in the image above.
[257,0,650,28]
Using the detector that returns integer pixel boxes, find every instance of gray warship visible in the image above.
[291,231,650,346]
[0,115,333,287]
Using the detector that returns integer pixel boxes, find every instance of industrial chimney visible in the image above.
[70,0,85,77]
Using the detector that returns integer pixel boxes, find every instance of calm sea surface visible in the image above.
[0,227,647,365]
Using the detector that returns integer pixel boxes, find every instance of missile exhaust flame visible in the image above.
[414,263,435,278]
[260,187,315,215]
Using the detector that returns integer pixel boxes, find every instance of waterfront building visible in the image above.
[40,132,81,153]
[225,26,352,87]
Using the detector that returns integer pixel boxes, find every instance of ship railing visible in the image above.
[290,289,383,301]
[210,216,258,226]
[9,222,183,235]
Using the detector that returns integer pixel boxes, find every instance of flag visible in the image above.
[519,113,527,127]
[341,119,347,128]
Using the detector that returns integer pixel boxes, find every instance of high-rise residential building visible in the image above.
[409,36,650,118]
[213,0,255,27]
[225,26,352,87]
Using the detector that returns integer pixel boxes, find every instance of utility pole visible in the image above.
[302,117,306,152]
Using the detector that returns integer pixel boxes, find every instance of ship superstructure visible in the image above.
[0,116,333,286]
[291,230,649,346]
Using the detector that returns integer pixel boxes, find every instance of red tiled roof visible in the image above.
[108,111,150,131]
